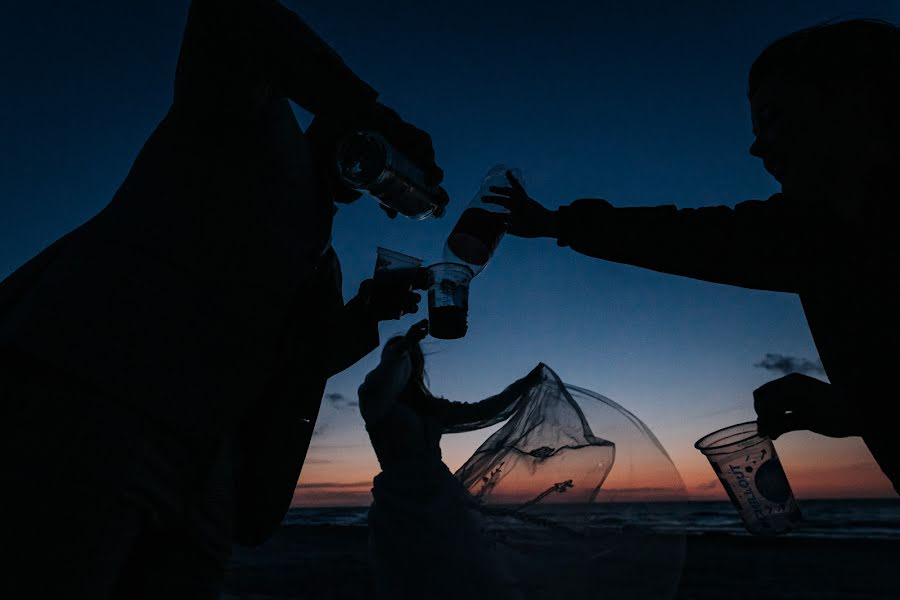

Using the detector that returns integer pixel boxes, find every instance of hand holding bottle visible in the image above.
[481,170,560,239]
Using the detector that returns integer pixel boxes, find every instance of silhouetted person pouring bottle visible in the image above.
[0,0,447,597]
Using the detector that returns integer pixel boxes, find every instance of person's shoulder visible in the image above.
[734,192,785,208]
[734,193,806,218]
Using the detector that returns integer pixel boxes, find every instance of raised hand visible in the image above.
[481,170,559,238]
[357,277,422,322]
[174,0,446,212]
[753,372,863,440]
[404,319,430,343]
[306,107,447,207]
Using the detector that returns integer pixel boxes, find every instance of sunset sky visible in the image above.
[2,0,898,506]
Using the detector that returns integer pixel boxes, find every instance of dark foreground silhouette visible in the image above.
[0,0,443,597]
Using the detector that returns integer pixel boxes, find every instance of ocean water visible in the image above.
[284,499,900,540]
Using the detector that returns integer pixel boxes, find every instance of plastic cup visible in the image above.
[695,421,801,535]
[426,263,474,339]
[374,247,424,289]
[375,247,423,276]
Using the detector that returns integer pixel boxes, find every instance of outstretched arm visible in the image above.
[553,196,809,292]
[173,0,377,121]
[430,365,543,433]
[484,171,821,293]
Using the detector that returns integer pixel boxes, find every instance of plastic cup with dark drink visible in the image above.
[695,421,801,535]
[426,263,474,339]
[444,165,522,272]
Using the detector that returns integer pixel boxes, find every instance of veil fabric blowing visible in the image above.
[369,364,686,599]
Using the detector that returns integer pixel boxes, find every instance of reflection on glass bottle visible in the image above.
[335,131,448,220]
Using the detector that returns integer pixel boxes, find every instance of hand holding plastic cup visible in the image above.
[695,421,801,535]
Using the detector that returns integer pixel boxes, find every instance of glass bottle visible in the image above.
[335,131,448,219]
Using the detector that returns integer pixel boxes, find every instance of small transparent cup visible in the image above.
[695,421,801,535]
[374,247,424,288]
[426,263,474,340]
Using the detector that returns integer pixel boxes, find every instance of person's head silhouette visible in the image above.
[747,19,900,205]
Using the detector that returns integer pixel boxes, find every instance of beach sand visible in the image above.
[224,524,900,599]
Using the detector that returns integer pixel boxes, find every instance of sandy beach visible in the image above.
[223,523,900,600]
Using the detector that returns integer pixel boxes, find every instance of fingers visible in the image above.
[758,411,809,440]
[426,165,445,187]
[367,103,443,188]
[480,196,515,209]
[505,170,525,191]
[401,292,422,316]
[406,319,429,341]
[379,204,399,219]
[488,186,517,196]
[753,374,814,439]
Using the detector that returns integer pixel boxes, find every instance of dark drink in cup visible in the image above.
[426,263,474,339]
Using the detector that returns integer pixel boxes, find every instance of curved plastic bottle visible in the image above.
[443,164,521,274]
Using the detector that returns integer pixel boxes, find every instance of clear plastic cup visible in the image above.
[374,247,424,290]
[426,263,474,339]
[375,247,423,275]
[695,421,801,535]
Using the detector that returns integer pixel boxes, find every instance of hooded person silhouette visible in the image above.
[484,19,900,495]
[0,0,445,597]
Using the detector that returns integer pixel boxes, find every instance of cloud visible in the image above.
[324,392,358,410]
[754,353,824,376]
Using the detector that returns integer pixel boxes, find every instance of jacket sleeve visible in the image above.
[174,0,378,121]
[863,426,900,496]
[555,195,810,293]
[323,295,380,378]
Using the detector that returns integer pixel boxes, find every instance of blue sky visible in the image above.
[2,1,898,500]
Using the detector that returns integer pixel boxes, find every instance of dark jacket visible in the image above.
[555,184,900,493]
[0,0,381,545]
